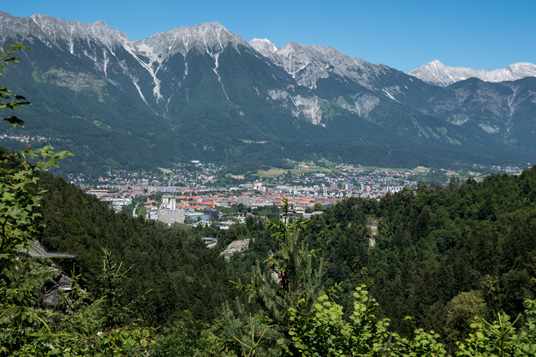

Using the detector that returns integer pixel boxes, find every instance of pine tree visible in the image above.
[221,197,325,355]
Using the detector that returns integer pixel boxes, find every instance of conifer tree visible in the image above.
[221,197,325,355]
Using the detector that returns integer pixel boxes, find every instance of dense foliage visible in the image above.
[38,174,238,325]
[302,171,536,338]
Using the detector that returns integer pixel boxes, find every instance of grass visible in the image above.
[291,166,332,175]
[257,164,333,178]
[257,168,286,178]
[352,165,412,172]
[225,173,245,179]
[441,168,457,176]
[412,166,430,173]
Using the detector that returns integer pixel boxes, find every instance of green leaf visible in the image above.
[125,337,136,347]
[2,116,24,126]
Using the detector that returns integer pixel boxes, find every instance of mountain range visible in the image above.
[1,11,535,175]
[410,60,536,87]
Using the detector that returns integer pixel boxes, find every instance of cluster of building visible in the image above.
[83,161,425,227]
[71,161,222,191]
[141,195,237,229]
[81,159,527,229]
[0,133,51,143]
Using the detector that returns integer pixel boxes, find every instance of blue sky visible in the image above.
[2,0,534,73]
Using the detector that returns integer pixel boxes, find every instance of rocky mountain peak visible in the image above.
[249,38,279,57]
[258,42,387,89]
[504,62,536,78]
[136,21,249,59]
[0,12,129,52]
[410,60,536,87]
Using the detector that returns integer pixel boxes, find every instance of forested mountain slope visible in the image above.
[290,167,536,341]
[38,174,239,325]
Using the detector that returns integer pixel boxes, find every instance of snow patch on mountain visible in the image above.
[410,60,536,86]
[382,88,399,102]
[210,52,230,100]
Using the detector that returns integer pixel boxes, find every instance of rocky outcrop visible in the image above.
[219,238,255,260]
[42,265,75,312]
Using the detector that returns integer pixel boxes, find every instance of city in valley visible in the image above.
[69,160,524,229]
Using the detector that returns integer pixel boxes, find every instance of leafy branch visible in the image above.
[0,44,30,127]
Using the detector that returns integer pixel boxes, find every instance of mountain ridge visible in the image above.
[1,11,535,175]
[4,11,534,87]
[410,60,536,87]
